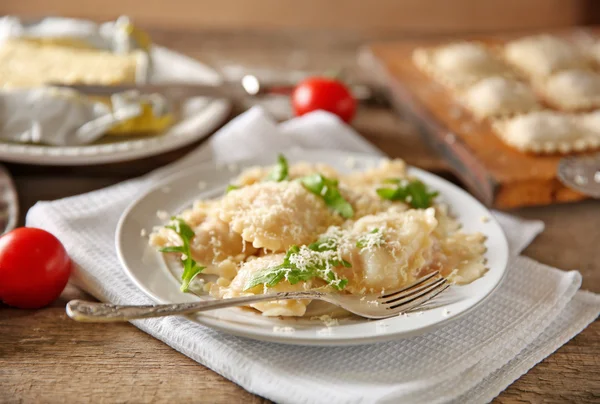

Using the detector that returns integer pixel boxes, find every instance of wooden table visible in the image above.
[1,29,598,403]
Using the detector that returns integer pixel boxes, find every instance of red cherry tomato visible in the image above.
[0,228,71,309]
[292,77,357,123]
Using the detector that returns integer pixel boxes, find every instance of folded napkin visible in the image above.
[27,107,599,404]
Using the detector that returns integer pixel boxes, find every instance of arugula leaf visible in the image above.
[266,154,289,182]
[159,218,205,292]
[226,184,240,193]
[300,174,354,218]
[376,179,439,209]
[246,267,287,289]
[158,246,185,253]
[244,238,350,291]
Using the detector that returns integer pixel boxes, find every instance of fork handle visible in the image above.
[66,291,323,322]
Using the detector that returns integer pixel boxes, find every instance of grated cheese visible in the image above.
[272,326,296,334]
[219,181,337,251]
[356,228,385,252]
[314,315,339,327]
[156,210,170,220]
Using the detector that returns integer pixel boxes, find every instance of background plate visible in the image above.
[0,164,18,234]
[116,150,509,345]
[0,46,231,165]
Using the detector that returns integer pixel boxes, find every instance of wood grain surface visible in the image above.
[1,0,589,34]
[367,32,598,209]
[0,28,598,404]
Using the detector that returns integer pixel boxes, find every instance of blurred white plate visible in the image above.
[0,164,18,234]
[0,46,231,165]
[116,150,509,345]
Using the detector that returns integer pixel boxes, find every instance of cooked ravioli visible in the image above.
[340,159,410,217]
[339,209,439,294]
[151,155,489,318]
[177,200,221,227]
[340,186,406,219]
[540,69,600,110]
[343,159,407,188]
[218,254,313,317]
[503,35,588,78]
[425,232,487,284]
[235,162,339,186]
[462,76,540,120]
[150,215,256,278]
[493,110,600,154]
[219,181,339,252]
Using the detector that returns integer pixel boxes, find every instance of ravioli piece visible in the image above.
[343,159,407,188]
[235,162,339,186]
[420,205,487,284]
[503,35,588,78]
[218,254,313,317]
[339,186,407,219]
[338,209,439,294]
[413,42,510,89]
[177,200,220,227]
[492,111,599,154]
[433,203,462,238]
[585,40,600,67]
[462,76,540,120]
[423,232,487,285]
[539,69,600,111]
[219,181,339,252]
[150,215,256,279]
[340,159,411,218]
[577,111,600,138]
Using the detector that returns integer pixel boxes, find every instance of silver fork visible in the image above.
[66,271,449,322]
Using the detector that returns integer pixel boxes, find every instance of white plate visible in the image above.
[0,164,18,234]
[0,46,231,165]
[116,150,509,345]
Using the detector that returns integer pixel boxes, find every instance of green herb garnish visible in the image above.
[376,178,439,209]
[226,184,240,193]
[300,174,354,218]
[159,218,205,293]
[244,236,350,291]
[266,154,289,182]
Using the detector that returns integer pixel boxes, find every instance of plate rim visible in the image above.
[116,150,509,345]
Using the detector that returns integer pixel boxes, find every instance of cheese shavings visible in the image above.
[356,228,385,251]
[244,233,351,291]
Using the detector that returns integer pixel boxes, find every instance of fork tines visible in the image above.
[378,271,450,312]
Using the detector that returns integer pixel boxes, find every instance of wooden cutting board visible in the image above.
[365,33,593,209]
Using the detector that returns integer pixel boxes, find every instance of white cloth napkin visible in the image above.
[27,107,599,404]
